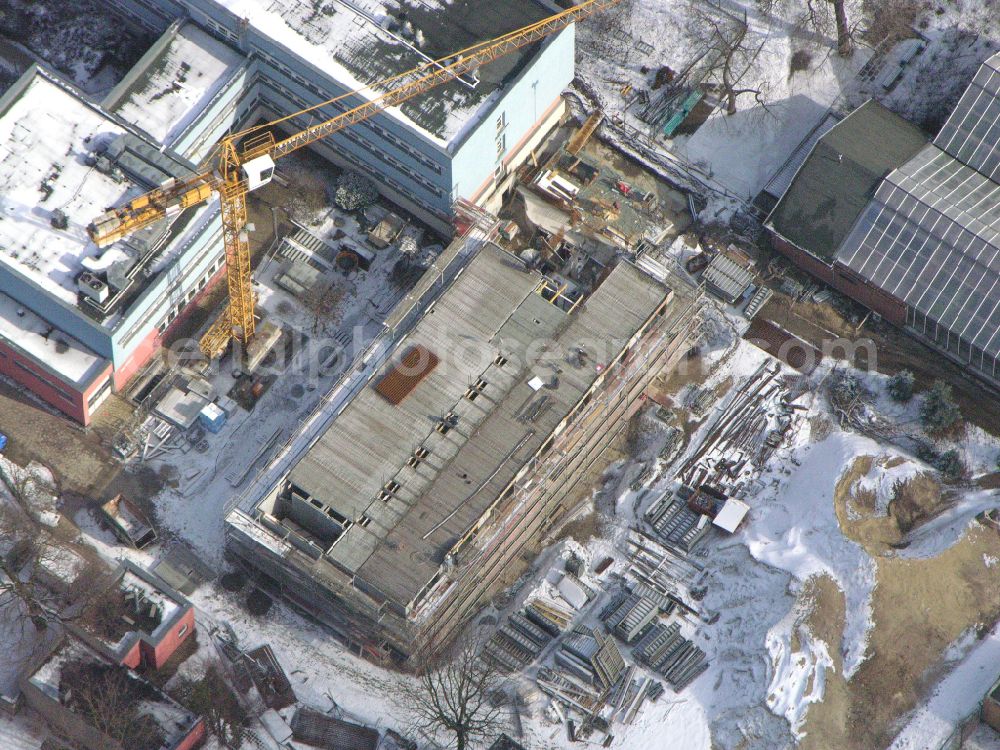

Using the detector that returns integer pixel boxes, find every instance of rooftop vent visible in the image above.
[77,271,109,303]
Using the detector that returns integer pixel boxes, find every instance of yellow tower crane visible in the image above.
[87,0,621,360]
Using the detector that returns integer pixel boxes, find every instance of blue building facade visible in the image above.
[0,0,576,424]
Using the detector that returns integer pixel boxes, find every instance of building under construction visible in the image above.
[224,232,700,663]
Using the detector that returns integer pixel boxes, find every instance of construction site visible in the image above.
[3,0,1000,749]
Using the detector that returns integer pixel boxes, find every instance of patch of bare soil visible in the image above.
[890,473,949,534]
[798,575,850,750]
[832,456,948,554]
[0,378,116,497]
[801,521,1000,749]
[978,472,1000,490]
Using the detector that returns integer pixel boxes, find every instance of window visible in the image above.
[358,515,372,528]
[494,355,508,367]
[436,413,457,435]
[496,111,507,133]
[495,134,506,158]
[177,624,188,637]
[466,377,488,401]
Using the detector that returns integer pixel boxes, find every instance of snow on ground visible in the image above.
[576,0,869,202]
[765,607,833,738]
[888,620,1000,750]
[22,330,997,750]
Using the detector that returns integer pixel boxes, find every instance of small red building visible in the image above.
[68,560,196,671]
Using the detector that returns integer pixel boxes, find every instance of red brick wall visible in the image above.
[173,718,206,750]
[112,265,227,392]
[769,232,907,325]
[0,337,112,425]
[120,641,142,670]
[141,606,195,669]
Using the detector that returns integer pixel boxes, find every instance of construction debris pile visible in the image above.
[479,356,806,744]
[677,360,798,495]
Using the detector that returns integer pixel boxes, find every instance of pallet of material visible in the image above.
[526,598,573,632]
[484,641,524,673]
[509,613,552,649]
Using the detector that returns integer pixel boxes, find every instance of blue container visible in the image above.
[0,432,8,452]
[198,404,226,434]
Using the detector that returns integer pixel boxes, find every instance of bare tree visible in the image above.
[60,660,166,750]
[0,461,56,523]
[687,9,770,116]
[282,163,330,224]
[805,0,854,56]
[0,502,58,632]
[407,636,506,750]
[177,665,249,749]
[0,495,107,642]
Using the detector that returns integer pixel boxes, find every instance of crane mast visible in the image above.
[87,0,622,360]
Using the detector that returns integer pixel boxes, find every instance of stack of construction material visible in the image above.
[601,593,659,643]
[555,629,601,684]
[684,385,715,416]
[658,426,683,461]
[644,490,711,553]
[525,598,573,634]
[486,610,556,672]
[632,622,707,690]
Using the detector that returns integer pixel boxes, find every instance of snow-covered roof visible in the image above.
[0,74,138,306]
[214,0,555,143]
[0,290,108,387]
[106,22,244,147]
[713,498,749,533]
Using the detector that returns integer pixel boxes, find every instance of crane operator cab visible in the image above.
[242,155,276,192]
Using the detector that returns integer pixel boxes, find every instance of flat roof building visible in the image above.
[225,237,701,662]
[108,0,578,230]
[0,68,226,423]
[0,0,586,423]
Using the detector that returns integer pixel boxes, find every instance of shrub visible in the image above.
[789,49,813,76]
[920,379,962,434]
[887,370,915,402]
[933,449,964,481]
[334,171,378,211]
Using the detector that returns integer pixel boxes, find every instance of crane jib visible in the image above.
[83,0,621,354]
